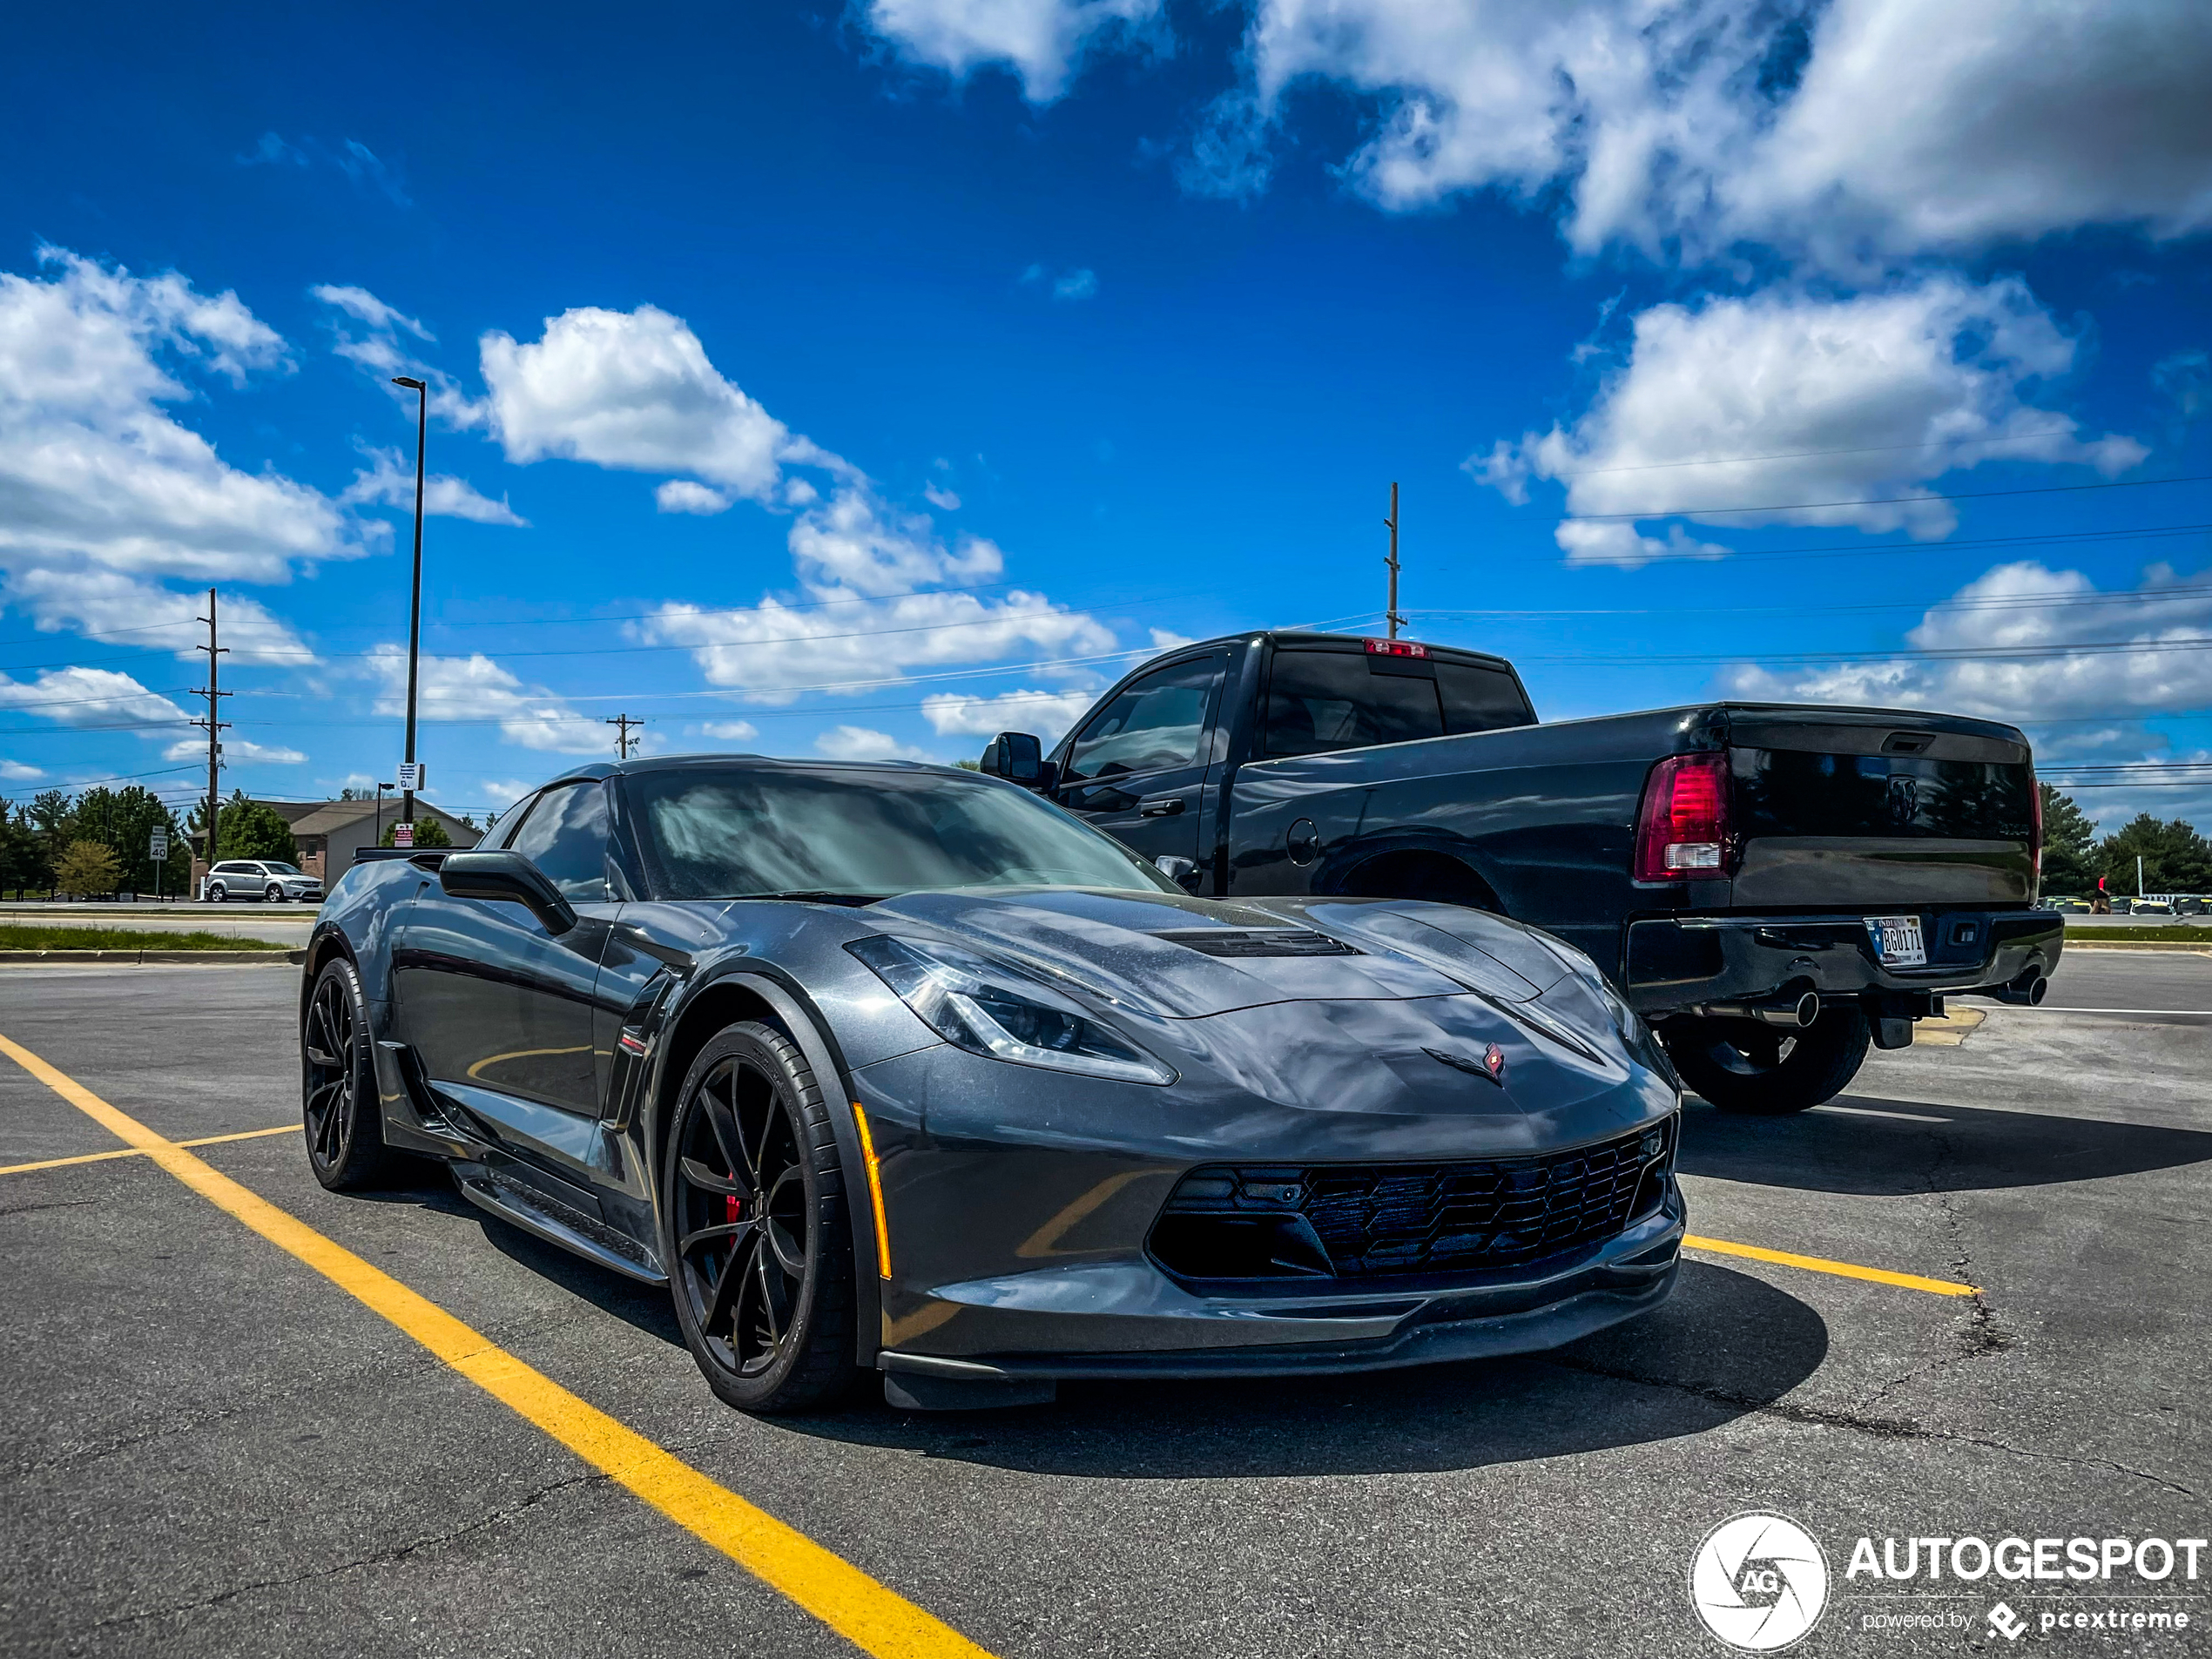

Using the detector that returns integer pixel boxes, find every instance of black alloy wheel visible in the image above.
[301,956,396,1190]
[662,1022,857,1413]
[1661,1005,1871,1115]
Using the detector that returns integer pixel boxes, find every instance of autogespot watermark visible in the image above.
[1689,1517,2208,1649]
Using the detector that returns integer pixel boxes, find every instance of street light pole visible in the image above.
[392,376,428,832]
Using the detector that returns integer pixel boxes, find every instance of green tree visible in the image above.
[2037,785,2099,894]
[26,787,76,880]
[2098,813,2212,894]
[214,790,300,862]
[0,806,46,897]
[53,840,122,897]
[71,784,180,894]
[379,814,454,848]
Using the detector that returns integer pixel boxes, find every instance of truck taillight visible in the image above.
[2029,770,2043,882]
[1363,638,1428,658]
[1635,753,1732,882]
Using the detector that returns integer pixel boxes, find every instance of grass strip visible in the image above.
[2065,926,2212,944]
[0,924,282,953]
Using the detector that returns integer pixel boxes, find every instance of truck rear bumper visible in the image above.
[1622,907,2064,1017]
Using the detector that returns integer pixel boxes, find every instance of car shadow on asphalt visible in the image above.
[775,1260,1824,1478]
[348,1162,688,1348]
[1676,1095,2212,1196]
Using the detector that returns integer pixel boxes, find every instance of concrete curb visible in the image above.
[2063,942,2212,954]
[0,948,304,965]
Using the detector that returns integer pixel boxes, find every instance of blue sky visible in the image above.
[3,0,2209,828]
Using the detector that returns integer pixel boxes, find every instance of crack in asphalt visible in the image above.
[1543,1358,2197,1500]
[1859,1125,2012,1418]
[77,1470,610,1634]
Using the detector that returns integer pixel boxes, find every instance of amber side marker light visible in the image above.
[851,1103,893,1280]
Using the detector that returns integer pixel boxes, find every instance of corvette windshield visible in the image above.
[627,765,1180,900]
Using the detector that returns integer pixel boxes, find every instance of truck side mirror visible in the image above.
[981,731,1049,788]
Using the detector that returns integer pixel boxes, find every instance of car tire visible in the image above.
[208,881,227,903]
[301,955,399,1190]
[1661,1006,1871,1115]
[661,1021,859,1414]
[266,883,282,904]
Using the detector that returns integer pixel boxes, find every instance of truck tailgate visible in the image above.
[1723,707,2037,907]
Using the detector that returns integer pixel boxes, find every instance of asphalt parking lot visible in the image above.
[2,950,2206,1657]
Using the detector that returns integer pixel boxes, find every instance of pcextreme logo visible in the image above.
[1690,1512,1831,1651]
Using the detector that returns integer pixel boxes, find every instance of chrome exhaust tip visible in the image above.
[1995,971,2048,1007]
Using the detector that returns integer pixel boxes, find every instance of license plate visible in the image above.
[1865,914,1926,968]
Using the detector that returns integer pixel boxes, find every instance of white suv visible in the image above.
[203,860,325,904]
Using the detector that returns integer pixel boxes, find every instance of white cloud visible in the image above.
[1052,268,1099,301]
[2156,349,2210,421]
[863,0,1158,101]
[361,644,607,753]
[0,249,351,588]
[656,479,732,516]
[1478,277,2146,566]
[1218,0,2212,266]
[921,687,1097,740]
[646,578,1114,704]
[1724,561,2212,726]
[310,285,431,340]
[0,566,311,664]
[310,283,481,425]
[341,445,528,526]
[0,665,192,731]
[481,305,839,502]
[163,734,306,765]
[923,482,961,511]
[698,719,759,742]
[814,725,935,763]
[475,294,1120,713]
[0,759,44,780]
[1146,628,1197,653]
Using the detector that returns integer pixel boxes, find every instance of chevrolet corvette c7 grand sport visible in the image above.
[300,756,1686,1412]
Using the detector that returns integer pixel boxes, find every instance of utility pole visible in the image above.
[189,588,231,892]
[1383,481,1404,640]
[393,376,428,834]
[607,713,643,759]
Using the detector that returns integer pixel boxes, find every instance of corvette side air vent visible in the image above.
[1151,927,1361,958]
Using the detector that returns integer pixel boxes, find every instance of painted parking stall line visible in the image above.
[0,1031,996,1659]
[0,1123,296,1177]
[1683,1233,1979,1298]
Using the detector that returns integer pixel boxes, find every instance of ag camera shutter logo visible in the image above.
[1689,1513,1831,1650]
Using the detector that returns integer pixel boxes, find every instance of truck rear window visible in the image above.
[1264,650,1532,758]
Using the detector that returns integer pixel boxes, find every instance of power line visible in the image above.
[1550,426,2092,477]
[1567,473,2211,522]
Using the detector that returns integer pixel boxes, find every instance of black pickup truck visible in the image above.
[979,630,2061,1115]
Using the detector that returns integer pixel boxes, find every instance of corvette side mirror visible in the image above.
[438,850,577,935]
[981,731,1054,790]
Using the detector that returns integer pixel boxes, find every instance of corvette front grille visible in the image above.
[1149,1122,1672,1281]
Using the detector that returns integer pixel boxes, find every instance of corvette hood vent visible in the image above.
[1150,927,1360,959]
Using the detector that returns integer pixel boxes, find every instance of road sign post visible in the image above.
[150,830,169,902]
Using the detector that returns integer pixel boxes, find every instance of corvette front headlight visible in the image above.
[846,934,1177,1086]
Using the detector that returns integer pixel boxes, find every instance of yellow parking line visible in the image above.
[0,1031,994,1659]
[1684,1232,1979,1298]
[0,1123,296,1177]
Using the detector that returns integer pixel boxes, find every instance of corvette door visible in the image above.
[394,781,617,1143]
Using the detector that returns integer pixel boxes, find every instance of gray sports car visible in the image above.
[300,756,1685,1413]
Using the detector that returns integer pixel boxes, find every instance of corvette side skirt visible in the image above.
[454,1161,668,1286]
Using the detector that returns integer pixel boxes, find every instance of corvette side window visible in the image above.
[1062,654,1224,782]
[506,782,612,900]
